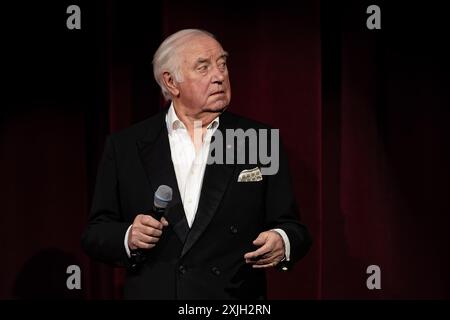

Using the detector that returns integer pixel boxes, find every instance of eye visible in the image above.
[197,65,208,72]
[218,61,227,70]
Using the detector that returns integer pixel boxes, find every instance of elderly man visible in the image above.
[82,29,311,299]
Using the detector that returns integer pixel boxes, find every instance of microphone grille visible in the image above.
[154,185,173,209]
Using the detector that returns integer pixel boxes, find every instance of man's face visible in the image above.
[175,35,231,114]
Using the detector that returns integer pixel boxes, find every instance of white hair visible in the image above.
[152,29,215,100]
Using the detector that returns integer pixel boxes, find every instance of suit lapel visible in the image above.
[181,111,237,257]
[136,109,239,256]
[136,111,189,244]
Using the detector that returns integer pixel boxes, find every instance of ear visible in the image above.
[162,72,180,97]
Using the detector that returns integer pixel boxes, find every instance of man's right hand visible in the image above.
[128,214,169,250]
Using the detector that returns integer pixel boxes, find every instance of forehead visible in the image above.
[179,35,225,62]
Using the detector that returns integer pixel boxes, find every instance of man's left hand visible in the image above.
[244,231,285,268]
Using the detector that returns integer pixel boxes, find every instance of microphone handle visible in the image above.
[149,205,165,221]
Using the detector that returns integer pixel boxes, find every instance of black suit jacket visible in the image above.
[81,109,311,299]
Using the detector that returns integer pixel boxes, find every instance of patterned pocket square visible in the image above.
[238,167,263,182]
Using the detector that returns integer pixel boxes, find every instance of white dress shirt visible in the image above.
[166,102,219,227]
[125,103,290,263]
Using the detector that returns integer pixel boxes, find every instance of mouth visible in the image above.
[210,90,225,96]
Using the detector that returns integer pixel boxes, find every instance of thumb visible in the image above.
[253,232,268,246]
[160,217,169,227]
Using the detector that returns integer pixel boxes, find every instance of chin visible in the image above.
[205,101,229,113]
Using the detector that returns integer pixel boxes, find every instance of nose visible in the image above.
[211,64,225,84]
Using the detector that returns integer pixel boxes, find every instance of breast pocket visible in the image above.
[232,178,265,202]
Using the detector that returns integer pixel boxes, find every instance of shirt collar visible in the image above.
[166,102,220,135]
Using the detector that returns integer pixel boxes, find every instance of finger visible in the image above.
[259,252,272,259]
[136,233,160,244]
[245,256,272,265]
[130,228,161,246]
[245,246,284,264]
[244,245,271,260]
[140,215,163,229]
[128,241,138,250]
[131,239,156,250]
[252,233,268,246]
[248,255,282,265]
[138,225,162,237]
[252,262,277,269]
[160,217,169,227]
[246,256,272,265]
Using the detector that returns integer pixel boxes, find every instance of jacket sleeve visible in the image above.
[81,135,131,268]
[264,139,312,266]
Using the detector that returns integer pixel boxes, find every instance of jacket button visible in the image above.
[178,265,186,274]
[211,267,221,276]
[230,225,238,234]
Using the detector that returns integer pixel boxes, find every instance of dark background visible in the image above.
[1,0,449,299]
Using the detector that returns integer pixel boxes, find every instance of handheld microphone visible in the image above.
[147,185,173,220]
[131,185,173,266]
